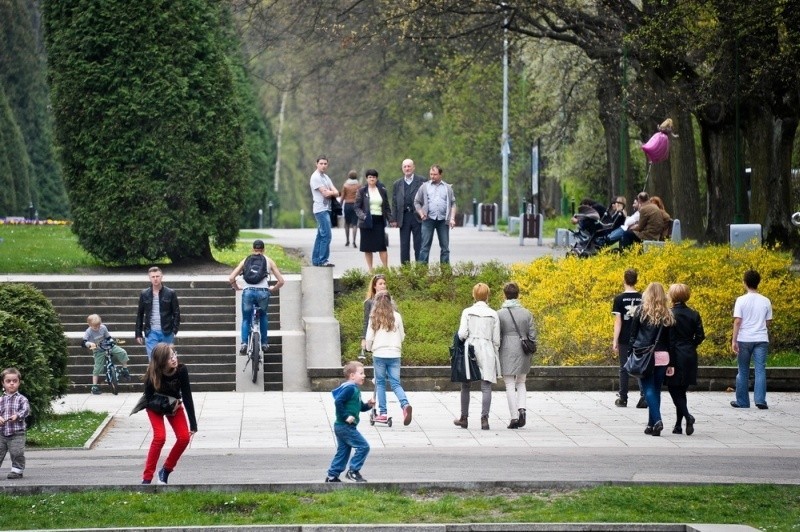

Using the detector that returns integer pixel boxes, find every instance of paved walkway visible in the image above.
[245,227,562,276]
[8,390,798,487]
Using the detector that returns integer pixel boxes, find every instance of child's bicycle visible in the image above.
[97,338,130,395]
[242,306,264,384]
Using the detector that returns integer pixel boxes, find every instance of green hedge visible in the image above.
[336,245,800,366]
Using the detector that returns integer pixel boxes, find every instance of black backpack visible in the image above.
[242,254,269,284]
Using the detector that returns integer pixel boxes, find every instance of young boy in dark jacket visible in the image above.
[325,361,374,483]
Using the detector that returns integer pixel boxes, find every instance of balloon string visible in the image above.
[642,161,653,193]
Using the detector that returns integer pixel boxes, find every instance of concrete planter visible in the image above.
[308,365,800,392]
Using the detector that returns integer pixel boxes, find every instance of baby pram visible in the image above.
[567,205,616,258]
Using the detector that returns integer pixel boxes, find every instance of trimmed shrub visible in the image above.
[337,244,800,366]
[0,283,69,396]
[512,242,800,365]
[0,310,54,423]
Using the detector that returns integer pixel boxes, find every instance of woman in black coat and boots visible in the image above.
[666,283,705,436]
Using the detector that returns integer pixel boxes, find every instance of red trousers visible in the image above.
[143,405,191,482]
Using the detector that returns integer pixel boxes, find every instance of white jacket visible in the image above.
[365,311,405,358]
[458,301,501,383]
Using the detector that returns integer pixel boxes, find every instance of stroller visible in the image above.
[567,205,619,258]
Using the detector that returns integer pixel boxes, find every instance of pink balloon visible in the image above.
[641,131,670,163]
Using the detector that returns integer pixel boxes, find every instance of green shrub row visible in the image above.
[0,283,69,422]
[335,244,800,366]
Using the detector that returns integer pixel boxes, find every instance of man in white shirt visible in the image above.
[309,156,339,267]
[731,270,773,409]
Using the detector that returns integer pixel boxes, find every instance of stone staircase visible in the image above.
[30,277,284,393]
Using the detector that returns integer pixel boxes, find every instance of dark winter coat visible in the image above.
[665,303,705,387]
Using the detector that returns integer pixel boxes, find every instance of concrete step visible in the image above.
[24,277,287,392]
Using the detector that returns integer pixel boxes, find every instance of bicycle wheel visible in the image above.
[106,359,119,395]
[250,330,261,384]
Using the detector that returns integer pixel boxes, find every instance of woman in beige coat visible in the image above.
[454,283,501,430]
[497,282,537,429]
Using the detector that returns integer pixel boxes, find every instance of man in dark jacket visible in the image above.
[391,158,426,264]
[135,266,181,360]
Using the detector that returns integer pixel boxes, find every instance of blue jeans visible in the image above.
[418,218,450,264]
[735,341,769,407]
[312,210,332,265]
[640,365,667,426]
[327,423,370,477]
[242,288,270,346]
[145,330,175,360]
[373,357,409,415]
[606,227,624,244]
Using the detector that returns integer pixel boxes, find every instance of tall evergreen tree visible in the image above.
[0,0,68,218]
[43,0,249,262]
[0,88,32,216]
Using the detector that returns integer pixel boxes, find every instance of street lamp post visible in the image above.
[501,16,510,222]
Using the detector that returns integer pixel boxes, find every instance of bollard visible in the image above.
[268,201,274,228]
[258,209,263,229]
[300,209,304,229]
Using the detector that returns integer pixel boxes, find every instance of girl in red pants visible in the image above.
[142,343,197,484]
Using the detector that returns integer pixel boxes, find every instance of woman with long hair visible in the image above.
[365,291,412,425]
[360,274,387,350]
[666,283,705,435]
[141,343,197,484]
[455,283,501,431]
[628,282,675,436]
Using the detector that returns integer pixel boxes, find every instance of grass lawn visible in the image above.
[0,224,301,273]
[26,411,109,448]
[0,485,797,529]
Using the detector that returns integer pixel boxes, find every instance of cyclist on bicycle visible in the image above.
[82,314,131,395]
[229,239,285,355]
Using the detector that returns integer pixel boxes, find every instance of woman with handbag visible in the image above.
[354,169,393,272]
[666,283,705,435]
[628,282,675,436]
[454,283,501,430]
[497,282,537,429]
[141,342,197,484]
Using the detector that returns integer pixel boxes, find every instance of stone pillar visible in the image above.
[280,278,310,391]
[301,266,341,369]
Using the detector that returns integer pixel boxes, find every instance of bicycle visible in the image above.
[97,338,130,395]
[242,306,263,384]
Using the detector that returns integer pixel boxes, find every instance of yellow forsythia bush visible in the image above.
[511,242,800,366]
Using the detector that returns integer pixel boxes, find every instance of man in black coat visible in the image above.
[391,158,426,264]
[135,266,181,360]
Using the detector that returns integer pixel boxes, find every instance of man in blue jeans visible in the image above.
[414,164,456,264]
[135,267,180,360]
[309,156,339,267]
[731,270,773,409]
[229,240,285,355]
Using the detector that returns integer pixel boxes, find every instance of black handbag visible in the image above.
[624,325,663,378]
[507,308,537,355]
[146,393,180,416]
[450,332,482,383]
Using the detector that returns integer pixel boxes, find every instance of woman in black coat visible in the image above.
[666,283,705,436]
[353,169,393,271]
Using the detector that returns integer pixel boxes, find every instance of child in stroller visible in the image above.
[568,197,627,257]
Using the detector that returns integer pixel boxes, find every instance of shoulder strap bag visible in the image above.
[508,308,537,355]
[624,324,663,378]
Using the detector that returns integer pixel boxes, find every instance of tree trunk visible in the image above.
[744,104,800,250]
[669,105,704,240]
[596,59,631,200]
[699,112,738,243]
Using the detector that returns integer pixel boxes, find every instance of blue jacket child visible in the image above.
[325,361,374,483]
